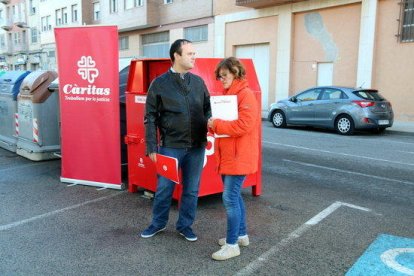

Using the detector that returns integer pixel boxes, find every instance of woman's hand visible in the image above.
[208,118,215,129]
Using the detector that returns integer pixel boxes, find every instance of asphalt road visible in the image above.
[0,123,413,275]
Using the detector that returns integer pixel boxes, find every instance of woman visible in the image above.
[208,57,260,261]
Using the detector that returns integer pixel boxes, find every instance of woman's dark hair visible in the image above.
[169,39,192,62]
[215,57,246,80]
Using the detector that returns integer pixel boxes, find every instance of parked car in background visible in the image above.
[268,86,394,135]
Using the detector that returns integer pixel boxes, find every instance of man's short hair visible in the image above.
[170,39,192,63]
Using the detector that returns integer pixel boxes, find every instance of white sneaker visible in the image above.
[218,235,249,247]
[212,244,240,261]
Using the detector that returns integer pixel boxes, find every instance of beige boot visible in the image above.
[212,244,240,261]
[218,235,249,247]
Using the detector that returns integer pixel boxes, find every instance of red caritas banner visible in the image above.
[55,26,122,189]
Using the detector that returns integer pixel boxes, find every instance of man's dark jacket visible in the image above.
[144,70,211,154]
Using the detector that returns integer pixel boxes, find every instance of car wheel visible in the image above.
[271,110,287,128]
[335,115,354,135]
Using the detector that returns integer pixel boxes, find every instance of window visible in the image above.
[22,30,26,44]
[184,25,208,42]
[321,89,346,100]
[55,9,62,26]
[125,0,143,9]
[41,16,52,32]
[0,34,5,48]
[13,32,21,45]
[16,3,24,22]
[62,7,68,24]
[110,0,118,13]
[296,89,322,102]
[164,0,173,4]
[31,27,38,43]
[119,36,129,50]
[29,0,36,14]
[353,90,385,101]
[400,0,414,42]
[71,4,78,22]
[47,16,52,30]
[93,2,100,20]
[40,15,52,32]
[142,31,170,58]
[41,16,46,31]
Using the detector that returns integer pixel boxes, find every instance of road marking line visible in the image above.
[283,159,414,186]
[386,140,414,146]
[236,201,372,276]
[0,193,122,231]
[263,140,414,166]
[397,150,414,155]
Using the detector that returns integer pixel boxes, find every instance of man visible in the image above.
[141,39,211,242]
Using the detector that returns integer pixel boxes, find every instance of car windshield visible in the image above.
[353,90,385,101]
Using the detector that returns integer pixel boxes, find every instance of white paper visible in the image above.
[210,95,238,138]
[211,95,238,120]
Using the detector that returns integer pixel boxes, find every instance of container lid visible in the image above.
[0,71,31,99]
[19,70,58,103]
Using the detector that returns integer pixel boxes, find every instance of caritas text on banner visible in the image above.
[55,26,122,189]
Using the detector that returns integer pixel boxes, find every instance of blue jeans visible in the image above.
[151,146,205,232]
[222,175,247,245]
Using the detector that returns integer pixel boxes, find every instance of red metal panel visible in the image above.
[125,58,262,199]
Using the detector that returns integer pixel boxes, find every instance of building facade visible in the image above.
[215,0,414,120]
[0,0,84,70]
[0,0,413,121]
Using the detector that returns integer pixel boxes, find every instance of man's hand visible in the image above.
[148,153,157,163]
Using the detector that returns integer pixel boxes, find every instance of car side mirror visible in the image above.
[290,96,297,103]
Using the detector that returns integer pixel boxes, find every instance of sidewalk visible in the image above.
[388,120,414,134]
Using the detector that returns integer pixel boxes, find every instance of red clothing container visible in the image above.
[124,58,262,199]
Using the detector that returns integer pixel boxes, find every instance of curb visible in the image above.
[385,129,414,136]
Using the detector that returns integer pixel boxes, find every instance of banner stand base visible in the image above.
[60,177,125,190]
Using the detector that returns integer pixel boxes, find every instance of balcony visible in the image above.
[12,43,28,54]
[0,45,13,55]
[15,21,27,28]
[0,19,13,31]
[236,0,306,9]
[13,17,27,28]
[0,0,10,4]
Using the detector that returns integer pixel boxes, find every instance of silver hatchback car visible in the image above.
[268,86,394,135]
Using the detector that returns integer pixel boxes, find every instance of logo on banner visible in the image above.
[77,56,99,83]
[62,55,111,103]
